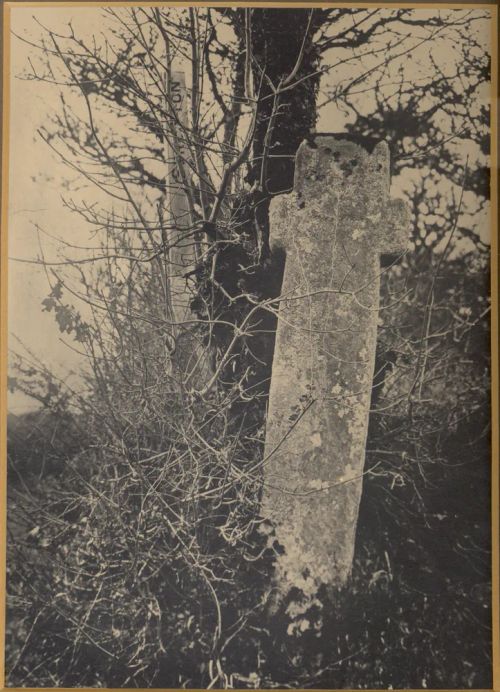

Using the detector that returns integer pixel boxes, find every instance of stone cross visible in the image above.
[261,135,410,608]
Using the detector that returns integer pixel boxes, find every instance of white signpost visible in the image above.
[165,70,211,386]
[166,70,197,327]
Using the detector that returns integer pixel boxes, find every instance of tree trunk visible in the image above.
[250,8,323,198]
[199,10,327,421]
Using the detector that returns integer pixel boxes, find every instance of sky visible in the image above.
[6,5,493,414]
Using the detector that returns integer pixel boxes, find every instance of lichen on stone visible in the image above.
[262,136,411,613]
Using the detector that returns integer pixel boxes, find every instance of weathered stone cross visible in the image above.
[262,135,410,605]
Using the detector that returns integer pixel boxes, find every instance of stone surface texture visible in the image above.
[262,136,410,606]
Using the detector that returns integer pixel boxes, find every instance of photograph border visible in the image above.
[0,1,498,690]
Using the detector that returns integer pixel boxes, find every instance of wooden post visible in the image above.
[166,70,196,327]
[262,135,410,609]
[165,70,210,387]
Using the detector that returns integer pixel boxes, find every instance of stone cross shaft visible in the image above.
[262,136,410,600]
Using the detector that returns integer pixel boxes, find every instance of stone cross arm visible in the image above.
[269,136,410,260]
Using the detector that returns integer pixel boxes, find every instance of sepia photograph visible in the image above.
[1,2,497,688]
